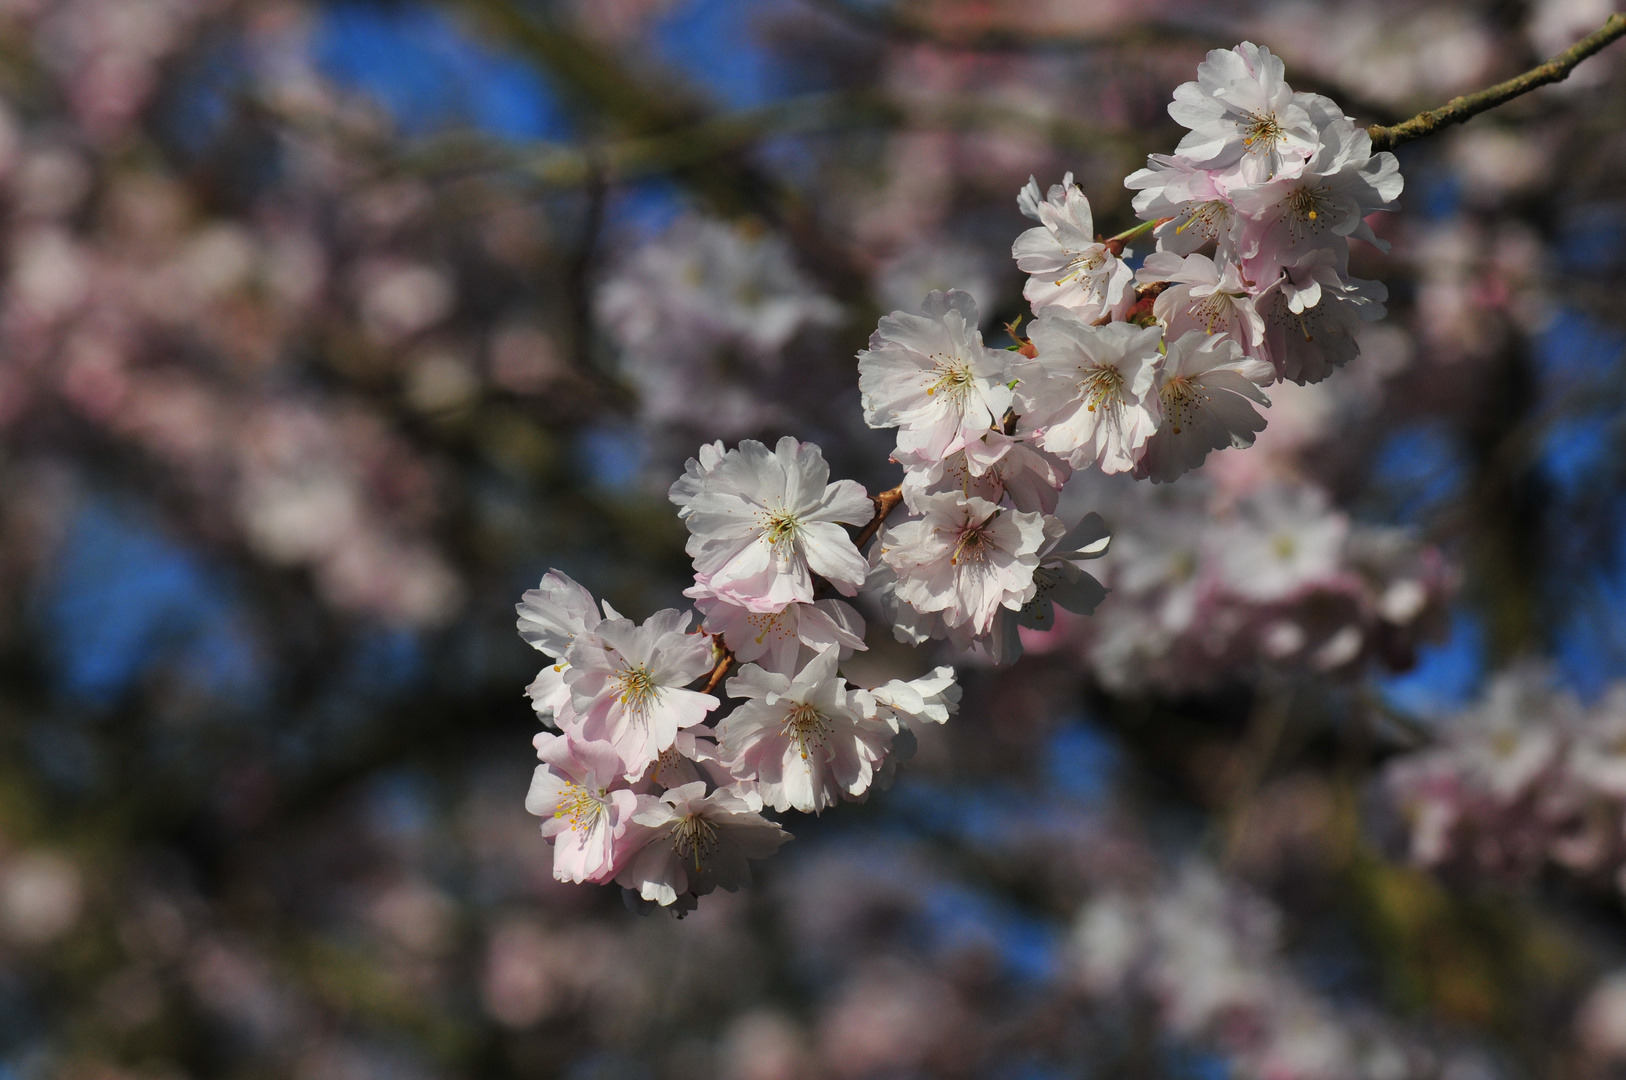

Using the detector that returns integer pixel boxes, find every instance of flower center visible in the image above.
[951,519,996,566]
[1271,533,1297,561]
[554,783,607,832]
[781,702,830,760]
[746,608,793,646]
[1053,245,1109,288]
[926,356,976,400]
[1174,200,1231,239]
[670,813,720,870]
[1268,294,1318,342]
[1189,291,1239,334]
[614,665,659,714]
[1079,365,1125,413]
[1160,376,1205,435]
[761,510,801,549]
[1286,186,1330,239]
[1242,111,1282,150]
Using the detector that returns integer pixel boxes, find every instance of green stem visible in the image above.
[1110,218,1159,244]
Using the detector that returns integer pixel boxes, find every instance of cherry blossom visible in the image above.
[525,733,641,885]
[1214,485,1350,602]
[1013,173,1135,321]
[1138,252,1265,349]
[564,608,719,778]
[1134,332,1275,484]
[615,782,791,907]
[898,432,1070,516]
[852,666,962,736]
[1124,155,1244,259]
[716,649,893,814]
[1230,118,1402,262]
[878,491,1054,636]
[857,290,1015,470]
[1167,42,1322,187]
[678,437,873,611]
[517,570,621,723]
[687,575,867,675]
[1020,317,1164,474]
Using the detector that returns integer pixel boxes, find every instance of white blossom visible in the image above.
[1138,252,1265,349]
[1021,316,1164,474]
[564,608,719,778]
[1134,332,1275,484]
[717,649,893,813]
[525,733,640,885]
[1124,155,1243,259]
[517,569,622,724]
[987,511,1112,662]
[1214,485,1348,602]
[853,666,961,735]
[857,290,1015,469]
[1167,42,1321,187]
[1256,252,1388,384]
[899,432,1071,516]
[615,782,792,907]
[1230,119,1402,261]
[1013,173,1134,321]
[679,437,872,611]
[668,440,727,518]
[687,574,867,675]
[878,491,1053,635]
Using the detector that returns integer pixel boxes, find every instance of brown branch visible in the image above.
[1367,13,1626,152]
[702,636,734,694]
[854,486,904,550]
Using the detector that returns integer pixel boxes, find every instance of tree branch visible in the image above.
[1367,13,1626,152]
[854,486,905,550]
[702,637,734,694]
[799,0,1219,53]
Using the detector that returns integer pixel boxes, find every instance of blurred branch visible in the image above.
[457,0,876,299]
[1367,13,1626,151]
[387,91,1134,188]
[798,0,1221,53]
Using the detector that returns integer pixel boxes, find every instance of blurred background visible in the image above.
[4,0,1626,1076]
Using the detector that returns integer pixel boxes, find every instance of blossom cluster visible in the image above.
[1075,865,1429,1079]
[1057,469,1452,693]
[518,438,961,910]
[596,216,843,440]
[852,40,1403,663]
[1385,668,1626,893]
[517,41,1416,908]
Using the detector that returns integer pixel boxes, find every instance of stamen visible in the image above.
[781,702,830,760]
[1286,187,1331,242]
[1160,375,1207,435]
[613,665,659,714]
[1053,245,1109,286]
[1243,111,1283,150]
[553,783,606,832]
[1079,365,1125,413]
[670,813,720,871]
[926,353,976,400]
[950,508,1001,566]
[1190,291,1238,335]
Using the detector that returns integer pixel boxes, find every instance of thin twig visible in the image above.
[1367,14,1626,151]
[854,486,904,550]
[702,637,734,694]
